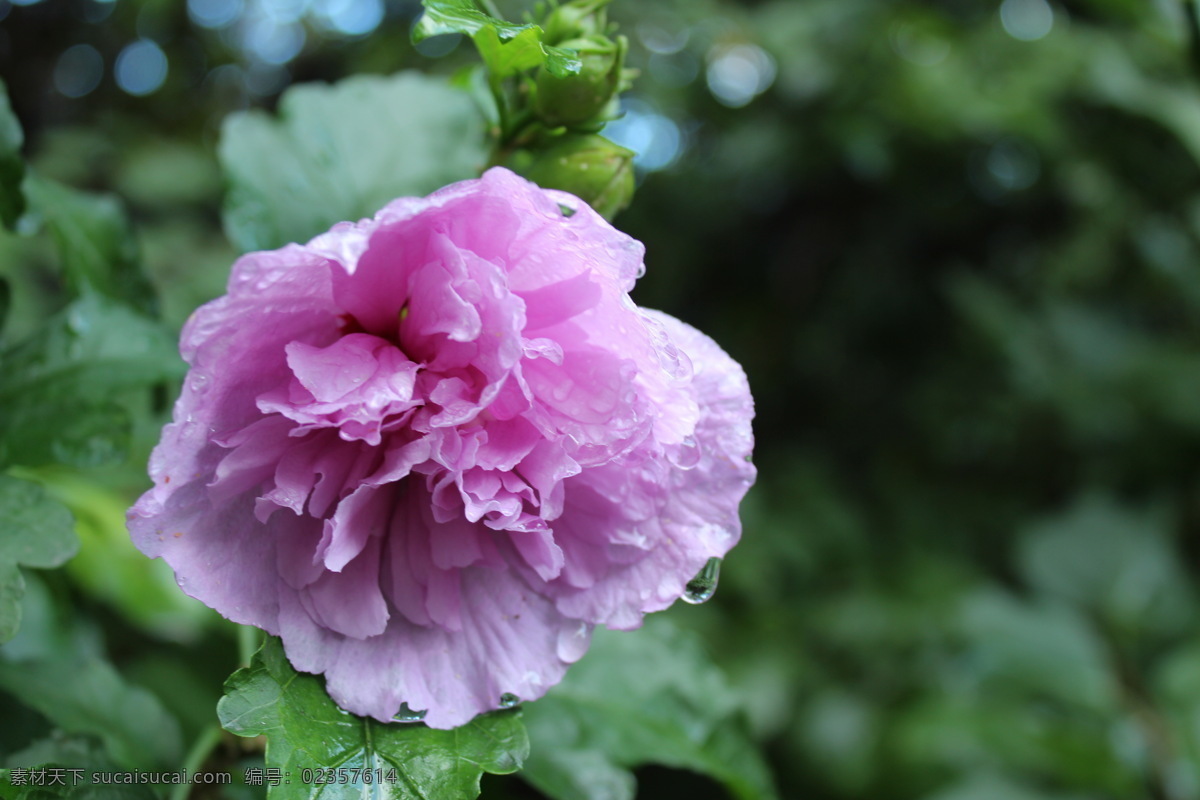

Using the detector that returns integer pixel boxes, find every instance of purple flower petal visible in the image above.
[128,168,755,729]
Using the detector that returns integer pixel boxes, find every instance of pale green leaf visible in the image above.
[0,294,183,469]
[219,72,487,253]
[0,476,76,642]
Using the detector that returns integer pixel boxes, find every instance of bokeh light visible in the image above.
[188,0,244,30]
[604,98,683,172]
[313,0,384,37]
[114,39,168,96]
[53,44,104,99]
[1000,0,1055,42]
[706,43,776,108]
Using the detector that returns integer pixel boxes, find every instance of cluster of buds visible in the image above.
[534,0,628,128]
[499,0,637,219]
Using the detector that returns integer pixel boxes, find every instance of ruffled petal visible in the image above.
[129,167,755,730]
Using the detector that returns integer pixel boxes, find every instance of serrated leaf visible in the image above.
[519,617,778,800]
[22,176,157,316]
[415,1,580,79]
[0,476,77,642]
[0,80,25,228]
[0,654,183,769]
[0,294,183,469]
[219,72,487,253]
[218,636,529,799]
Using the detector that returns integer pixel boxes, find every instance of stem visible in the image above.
[169,724,223,800]
[478,0,503,20]
[490,76,512,143]
[237,623,261,668]
[1100,617,1180,800]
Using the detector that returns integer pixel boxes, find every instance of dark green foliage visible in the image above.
[521,618,777,800]
[0,82,25,229]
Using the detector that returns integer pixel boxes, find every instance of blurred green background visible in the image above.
[4,0,1200,797]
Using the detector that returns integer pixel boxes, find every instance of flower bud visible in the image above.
[513,133,635,220]
[535,38,621,128]
[542,0,608,44]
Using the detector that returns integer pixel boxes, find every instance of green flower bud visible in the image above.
[512,133,635,220]
[542,0,609,45]
[535,38,621,128]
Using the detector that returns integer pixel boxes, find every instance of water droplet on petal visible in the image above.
[393,702,427,722]
[669,435,702,470]
[556,621,592,662]
[499,693,519,709]
[682,557,722,604]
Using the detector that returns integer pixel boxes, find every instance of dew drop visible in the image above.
[393,702,427,723]
[669,435,701,470]
[682,557,722,604]
[499,693,519,709]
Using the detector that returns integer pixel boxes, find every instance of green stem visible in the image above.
[490,76,512,143]
[169,724,223,800]
[237,623,261,667]
[478,0,503,20]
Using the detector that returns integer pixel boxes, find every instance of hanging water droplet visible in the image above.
[499,693,519,709]
[682,557,722,604]
[393,702,427,722]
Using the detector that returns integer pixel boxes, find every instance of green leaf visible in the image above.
[34,467,216,641]
[218,636,529,799]
[926,774,1086,800]
[0,294,183,469]
[0,735,157,800]
[1017,492,1194,642]
[519,617,778,800]
[0,80,25,229]
[415,1,581,79]
[22,176,157,316]
[0,654,183,769]
[219,72,488,253]
[959,588,1118,713]
[0,476,77,642]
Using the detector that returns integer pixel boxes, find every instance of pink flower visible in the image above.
[127,168,755,729]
